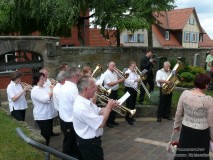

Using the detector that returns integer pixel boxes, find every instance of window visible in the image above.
[184,32,190,42]
[165,31,170,40]
[189,18,194,25]
[128,34,135,42]
[137,34,144,43]
[0,53,16,73]
[192,33,196,42]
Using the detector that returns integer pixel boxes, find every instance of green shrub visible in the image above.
[180,72,195,82]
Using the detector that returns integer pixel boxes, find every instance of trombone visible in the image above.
[97,94,136,118]
[114,67,140,93]
[134,67,150,98]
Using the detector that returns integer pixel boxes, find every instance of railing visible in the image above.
[16,127,78,160]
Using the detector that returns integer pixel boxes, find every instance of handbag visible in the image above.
[167,131,179,154]
[210,140,213,152]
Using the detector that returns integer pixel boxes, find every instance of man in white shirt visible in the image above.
[103,62,125,128]
[58,66,82,159]
[53,71,66,111]
[155,61,172,122]
[73,75,118,160]
[124,61,140,125]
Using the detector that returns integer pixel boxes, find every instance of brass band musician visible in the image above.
[124,61,140,125]
[103,62,125,128]
[6,71,29,121]
[156,61,172,122]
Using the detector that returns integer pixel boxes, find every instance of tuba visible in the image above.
[97,94,136,118]
[162,60,185,95]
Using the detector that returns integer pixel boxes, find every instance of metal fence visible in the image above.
[16,127,78,160]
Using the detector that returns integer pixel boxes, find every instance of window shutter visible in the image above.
[189,32,193,42]
[134,34,137,42]
[138,34,144,43]
[123,34,128,43]
[184,32,186,42]
[196,33,199,42]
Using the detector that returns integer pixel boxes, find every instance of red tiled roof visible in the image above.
[152,24,182,48]
[154,8,195,30]
[199,33,213,48]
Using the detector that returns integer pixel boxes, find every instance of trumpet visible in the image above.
[97,94,136,118]
[49,78,58,85]
[134,67,150,98]
[20,82,33,91]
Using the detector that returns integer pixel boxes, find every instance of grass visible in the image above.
[0,110,56,160]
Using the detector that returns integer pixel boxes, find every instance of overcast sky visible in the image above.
[174,0,213,39]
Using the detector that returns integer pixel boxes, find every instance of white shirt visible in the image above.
[124,69,139,88]
[53,83,62,111]
[155,69,171,87]
[73,95,103,139]
[59,81,78,122]
[7,81,28,112]
[103,69,119,90]
[31,86,57,120]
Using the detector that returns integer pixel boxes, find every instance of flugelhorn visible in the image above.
[20,82,32,91]
[97,85,111,96]
[97,94,136,118]
[49,78,58,85]
[91,64,102,77]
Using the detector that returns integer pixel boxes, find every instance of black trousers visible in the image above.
[76,135,104,160]
[157,87,172,119]
[125,87,137,121]
[36,119,53,146]
[139,76,154,102]
[60,119,82,160]
[106,90,117,124]
[11,109,26,121]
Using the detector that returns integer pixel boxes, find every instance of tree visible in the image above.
[93,0,175,47]
[0,0,175,46]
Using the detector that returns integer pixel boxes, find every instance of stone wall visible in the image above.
[55,47,209,77]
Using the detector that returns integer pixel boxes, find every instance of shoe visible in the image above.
[157,118,161,122]
[163,116,172,120]
[112,121,119,125]
[106,123,114,128]
[132,118,136,122]
[51,132,60,136]
[126,119,133,125]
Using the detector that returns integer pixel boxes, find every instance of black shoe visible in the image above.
[112,121,119,125]
[51,132,60,136]
[106,123,114,128]
[157,118,161,122]
[132,118,136,122]
[127,120,134,125]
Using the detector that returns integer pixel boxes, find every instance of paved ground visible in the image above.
[8,105,213,160]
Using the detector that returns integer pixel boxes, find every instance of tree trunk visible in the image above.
[148,25,153,49]
[116,29,120,47]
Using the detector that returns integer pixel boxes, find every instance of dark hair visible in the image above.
[146,48,153,53]
[194,73,211,89]
[11,71,22,81]
[32,72,45,86]
[82,65,92,76]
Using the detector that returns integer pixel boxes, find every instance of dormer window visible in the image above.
[189,18,194,25]
[165,31,170,40]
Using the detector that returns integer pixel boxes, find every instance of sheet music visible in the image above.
[141,69,148,75]
[118,92,130,105]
